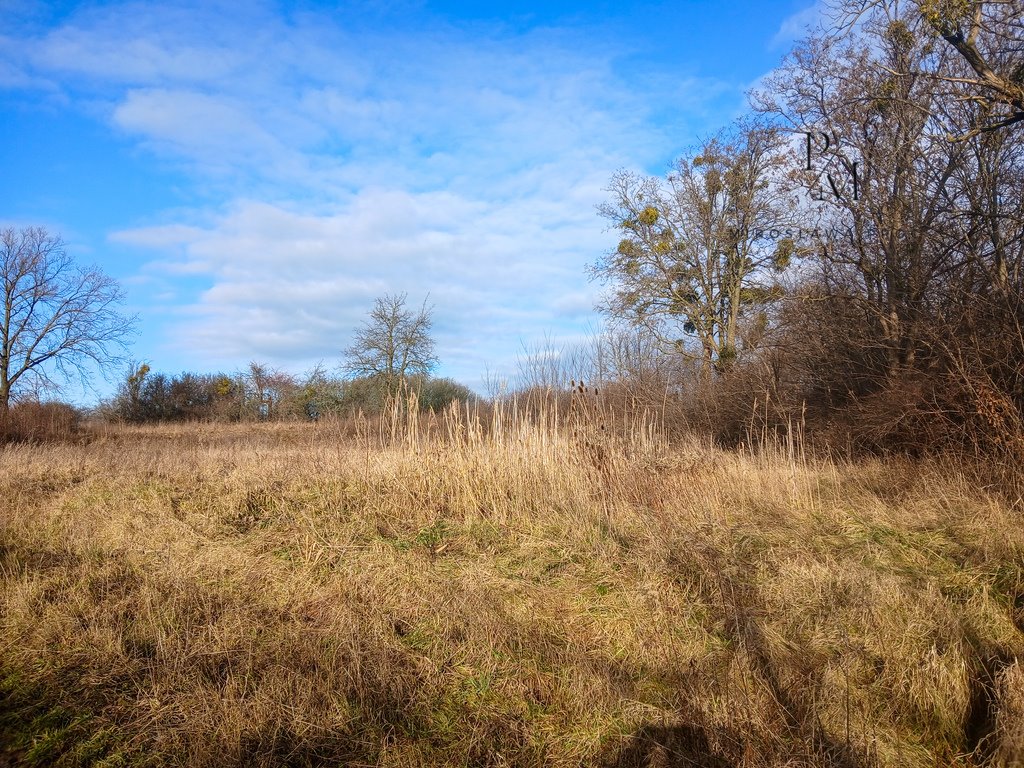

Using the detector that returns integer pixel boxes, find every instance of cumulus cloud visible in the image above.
[6,0,742,386]
[113,185,610,380]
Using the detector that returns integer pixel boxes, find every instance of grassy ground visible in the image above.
[1,407,1022,766]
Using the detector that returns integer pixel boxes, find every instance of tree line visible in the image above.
[590,0,1024,456]
[104,361,473,424]
[105,293,472,423]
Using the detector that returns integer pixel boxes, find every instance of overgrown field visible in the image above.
[1,411,1022,766]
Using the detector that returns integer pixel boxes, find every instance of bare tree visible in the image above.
[343,293,437,397]
[244,361,295,420]
[591,120,792,378]
[832,0,1024,139]
[752,0,1024,453]
[515,332,582,393]
[923,0,1024,136]
[0,227,134,415]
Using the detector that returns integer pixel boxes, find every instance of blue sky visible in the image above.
[0,0,821,400]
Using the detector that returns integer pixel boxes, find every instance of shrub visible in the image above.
[417,376,474,412]
[0,401,81,443]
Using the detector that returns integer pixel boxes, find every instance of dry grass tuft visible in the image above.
[1,402,1021,766]
[0,401,81,444]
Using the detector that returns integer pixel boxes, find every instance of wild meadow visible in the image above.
[1,397,1021,767]
[3,0,1024,765]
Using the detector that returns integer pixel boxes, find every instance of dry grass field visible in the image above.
[1,402,1023,766]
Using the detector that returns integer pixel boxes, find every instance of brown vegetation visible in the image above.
[1,400,1022,766]
[0,401,82,445]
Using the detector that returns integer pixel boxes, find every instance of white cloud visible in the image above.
[8,0,741,386]
[37,26,242,84]
[111,88,316,184]
[770,2,826,49]
[113,182,614,379]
